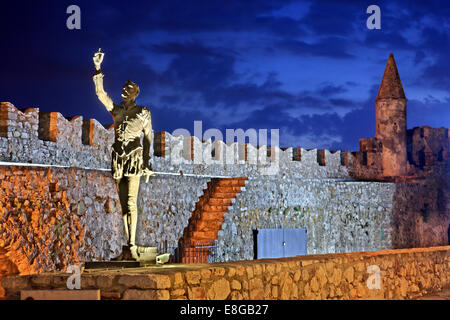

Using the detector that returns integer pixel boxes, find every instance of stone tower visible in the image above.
[375,53,407,177]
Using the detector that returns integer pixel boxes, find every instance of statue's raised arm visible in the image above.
[92,48,114,112]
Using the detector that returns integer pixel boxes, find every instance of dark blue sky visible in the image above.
[1,1,449,150]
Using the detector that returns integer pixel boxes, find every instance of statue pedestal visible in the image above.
[83,246,166,269]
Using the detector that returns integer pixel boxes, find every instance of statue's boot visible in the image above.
[130,245,157,262]
[111,245,133,261]
[130,245,139,261]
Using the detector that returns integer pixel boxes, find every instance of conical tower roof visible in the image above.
[376,53,406,100]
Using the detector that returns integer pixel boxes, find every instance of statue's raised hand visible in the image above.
[93,48,104,70]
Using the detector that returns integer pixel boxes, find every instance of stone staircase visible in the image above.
[179,177,247,263]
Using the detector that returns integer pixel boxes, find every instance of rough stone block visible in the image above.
[185,271,201,285]
[188,286,206,300]
[207,278,230,300]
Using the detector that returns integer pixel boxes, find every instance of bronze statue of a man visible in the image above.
[92,48,154,261]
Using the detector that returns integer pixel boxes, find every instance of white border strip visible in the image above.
[0,161,232,179]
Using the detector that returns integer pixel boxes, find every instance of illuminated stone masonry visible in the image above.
[0,162,447,294]
[0,54,448,299]
[0,165,212,297]
[0,102,351,178]
[0,103,113,169]
[218,169,449,262]
[0,96,448,291]
[2,246,449,300]
[1,99,447,181]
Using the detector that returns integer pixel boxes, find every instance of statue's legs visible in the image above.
[115,178,129,240]
[114,175,141,259]
[126,175,141,247]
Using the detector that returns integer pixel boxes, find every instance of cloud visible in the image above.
[317,83,348,97]
[408,97,450,129]
[298,0,361,36]
[278,37,355,59]
[417,28,450,91]
[0,0,448,153]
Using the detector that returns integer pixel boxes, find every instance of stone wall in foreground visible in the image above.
[2,246,449,300]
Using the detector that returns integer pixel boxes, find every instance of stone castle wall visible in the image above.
[218,178,397,261]
[391,164,450,248]
[352,126,449,181]
[0,102,354,178]
[218,167,450,262]
[0,102,113,169]
[0,101,448,299]
[1,51,449,300]
[0,165,212,297]
[1,163,447,295]
[407,126,449,169]
[2,101,447,181]
[0,166,120,298]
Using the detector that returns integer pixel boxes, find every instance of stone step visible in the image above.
[211,192,237,199]
[182,246,213,252]
[217,179,247,187]
[187,215,224,232]
[215,186,242,193]
[192,220,222,232]
[189,230,218,240]
[208,198,232,206]
[187,216,223,232]
[202,204,229,212]
[199,211,225,221]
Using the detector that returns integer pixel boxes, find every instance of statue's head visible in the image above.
[121,80,140,102]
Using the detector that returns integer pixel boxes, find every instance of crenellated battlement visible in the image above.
[1,101,446,180]
[151,130,351,165]
[407,125,449,168]
[136,129,355,178]
[349,125,449,181]
[0,102,355,178]
[0,102,114,168]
